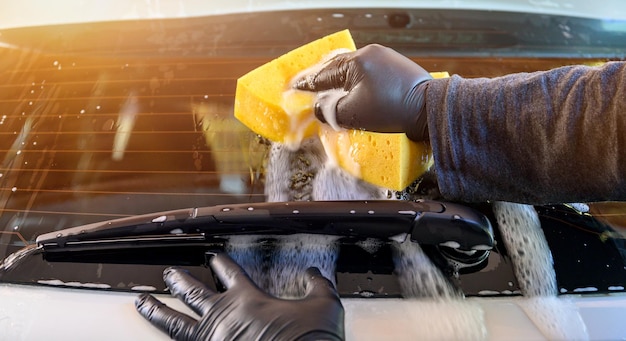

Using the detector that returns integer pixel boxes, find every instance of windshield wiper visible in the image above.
[37,200,493,252]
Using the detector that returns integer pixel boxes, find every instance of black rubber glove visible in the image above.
[135,253,345,341]
[294,44,432,142]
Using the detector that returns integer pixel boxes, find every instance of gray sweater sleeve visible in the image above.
[426,61,626,204]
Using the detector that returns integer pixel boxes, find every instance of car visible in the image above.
[1,1,625,340]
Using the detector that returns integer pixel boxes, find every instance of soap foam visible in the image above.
[343,299,487,341]
[356,238,384,254]
[265,135,458,299]
[284,47,353,143]
[318,124,362,178]
[392,239,462,299]
[37,279,111,289]
[226,234,339,298]
[261,136,587,336]
[280,88,318,150]
[517,296,589,340]
[288,47,353,92]
[264,139,326,202]
[316,89,348,131]
[492,201,557,296]
[265,136,386,202]
[312,162,386,201]
[260,143,590,337]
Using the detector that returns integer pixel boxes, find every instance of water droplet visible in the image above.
[16,150,21,155]
[358,290,375,298]
[11,187,17,192]
[151,215,167,223]
[53,61,59,66]
[79,109,85,114]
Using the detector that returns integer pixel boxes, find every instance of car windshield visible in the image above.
[1,5,626,296]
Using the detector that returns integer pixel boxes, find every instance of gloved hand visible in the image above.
[294,44,432,142]
[135,253,345,341]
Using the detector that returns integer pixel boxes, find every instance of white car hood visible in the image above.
[1,283,625,340]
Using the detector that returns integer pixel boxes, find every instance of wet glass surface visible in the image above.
[0,9,625,297]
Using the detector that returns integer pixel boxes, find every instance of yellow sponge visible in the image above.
[319,128,434,191]
[234,30,445,190]
[235,30,356,146]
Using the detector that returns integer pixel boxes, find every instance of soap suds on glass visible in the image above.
[492,202,556,297]
[37,279,111,289]
[261,72,588,337]
[226,234,339,298]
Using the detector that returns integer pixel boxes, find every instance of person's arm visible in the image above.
[295,45,626,204]
[427,62,626,204]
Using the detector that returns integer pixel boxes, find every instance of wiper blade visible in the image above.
[37,200,493,252]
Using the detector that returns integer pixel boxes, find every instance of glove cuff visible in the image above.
[296,330,344,341]
[405,80,430,142]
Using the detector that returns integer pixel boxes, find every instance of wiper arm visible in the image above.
[37,200,493,252]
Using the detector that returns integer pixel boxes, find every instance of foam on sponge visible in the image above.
[235,30,355,146]
[319,127,433,191]
[234,30,442,190]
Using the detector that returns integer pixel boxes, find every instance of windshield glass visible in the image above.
[1,8,626,295]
